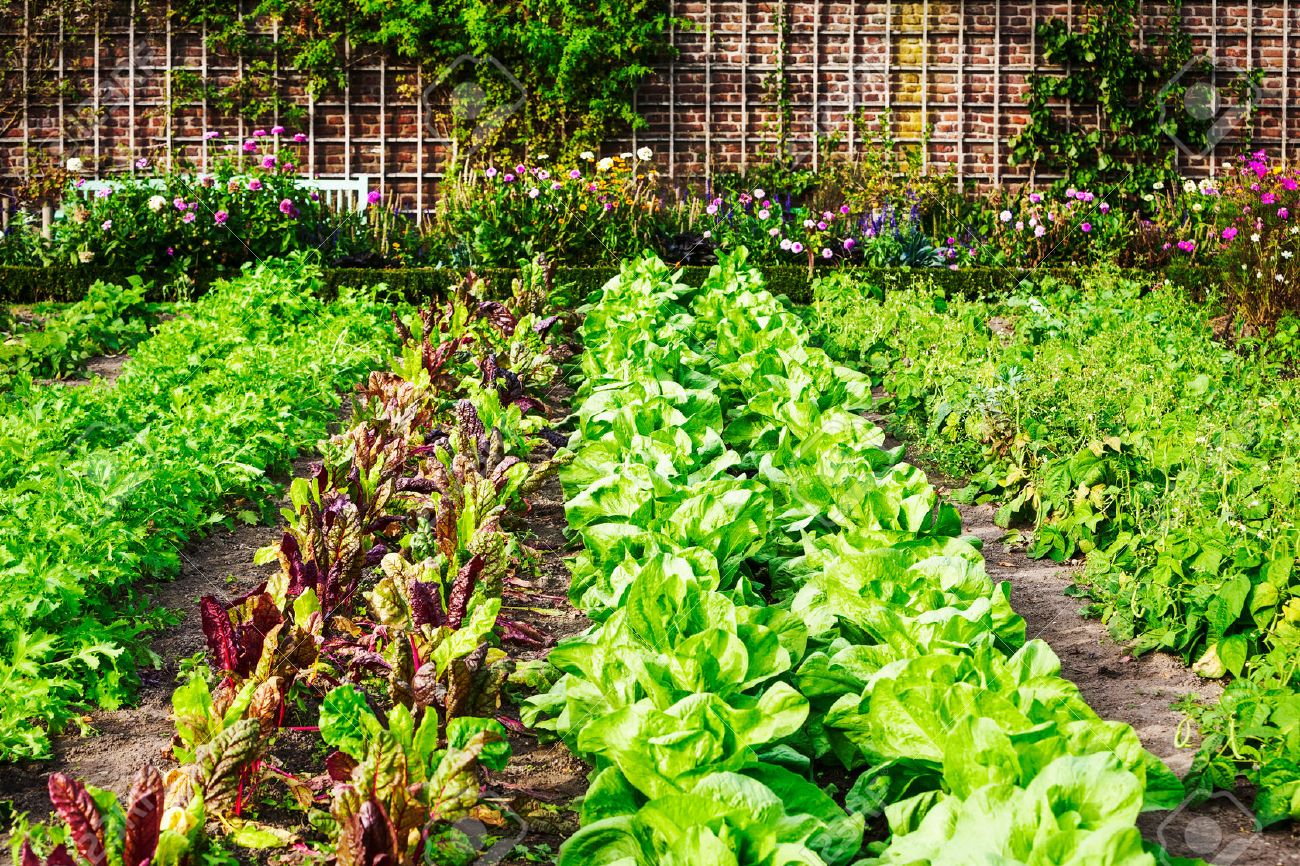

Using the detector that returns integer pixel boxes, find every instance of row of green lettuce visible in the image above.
[521,251,1198,864]
[808,267,1300,827]
[0,254,396,761]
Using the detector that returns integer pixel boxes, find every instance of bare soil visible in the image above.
[36,352,130,386]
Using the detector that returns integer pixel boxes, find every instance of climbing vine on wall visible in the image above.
[1009,0,1261,192]
[175,0,678,163]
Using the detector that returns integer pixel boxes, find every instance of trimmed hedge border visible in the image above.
[3,262,1205,306]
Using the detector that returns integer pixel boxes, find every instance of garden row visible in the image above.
[809,267,1300,826]
[525,251,1193,864]
[14,260,575,864]
[0,256,395,761]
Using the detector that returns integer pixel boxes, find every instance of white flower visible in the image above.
[1142,193,1155,202]
[757,209,771,220]
[536,153,549,161]
[1283,251,1293,259]
[597,157,614,172]
[1183,179,1197,193]
[148,194,167,212]
[579,151,595,160]
[1153,181,1165,190]
[1291,226,1299,235]
[1000,210,1013,222]
[636,146,653,161]
[528,187,540,198]
[702,230,711,238]
[768,227,780,237]
[779,238,792,250]
[620,151,634,159]
[1193,203,1203,212]
[1276,274,1286,282]
[65,157,83,172]
[1252,233,1261,243]
[753,188,766,199]
[78,250,94,263]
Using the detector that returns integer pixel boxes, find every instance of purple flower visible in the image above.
[603,201,613,211]
[310,191,320,201]
[293,133,308,143]
[95,188,110,198]
[135,157,150,169]
[514,164,525,174]
[817,221,828,230]
[569,169,581,179]
[214,210,229,225]
[843,238,856,250]
[248,179,263,191]
[1080,222,1092,233]
[271,125,285,135]
[366,189,382,206]
[243,140,258,153]
[167,247,174,256]
[262,155,277,169]
[173,197,186,210]
[1029,193,1042,204]
[1280,207,1291,219]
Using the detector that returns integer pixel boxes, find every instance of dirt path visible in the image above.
[934,483,1300,864]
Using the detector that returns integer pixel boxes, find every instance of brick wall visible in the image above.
[3,0,1298,216]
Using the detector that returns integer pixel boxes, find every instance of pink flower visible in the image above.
[1029,193,1042,203]
[174,197,187,210]
[1222,227,1238,240]
[182,212,195,223]
[514,164,526,174]
[101,219,112,231]
[1080,222,1092,233]
[253,128,267,137]
[791,242,804,254]
[1099,202,1110,214]
[840,204,850,214]
[366,189,381,206]
[1281,208,1291,219]
[485,167,497,178]
[294,133,308,143]
[569,169,581,179]
[204,130,220,139]
[821,247,833,259]
[214,210,229,225]
[279,198,294,215]
[1262,192,1277,204]
[282,162,294,173]
[528,187,540,198]
[817,221,828,230]
[135,157,149,169]
[1283,177,1298,191]
[706,204,718,216]
[757,209,771,220]
[166,247,174,256]
[1177,239,1196,253]
[262,155,277,169]
[248,179,263,191]
[503,173,515,183]
[243,140,258,153]
[271,125,285,135]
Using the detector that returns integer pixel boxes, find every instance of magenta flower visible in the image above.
[174,197,187,210]
[1283,177,1298,191]
[485,167,497,178]
[182,212,195,223]
[1080,222,1092,232]
[167,247,174,256]
[1262,192,1277,205]
[569,169,581,180]
[513,163,525,175]
[503,173,515,183]
[262,155,277,169]
[1177,239,1195,253]
[253,128,267,137]
[271,125,285,135]
[840,204,850,215]
[791,242,804,254]
[366,189,381,206]
[294,133,308,143]
[1099,202,1110,214]
[821,247,833,259]
[214,210,229,225]
[248,179,263,191]
[204,130,220,140]
[843,238,856,250]
[279,198,294,215]
[1222,227,1238,240]
[817,221,828,231]
[242,140,257,153]
[1281,208,1291,219]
